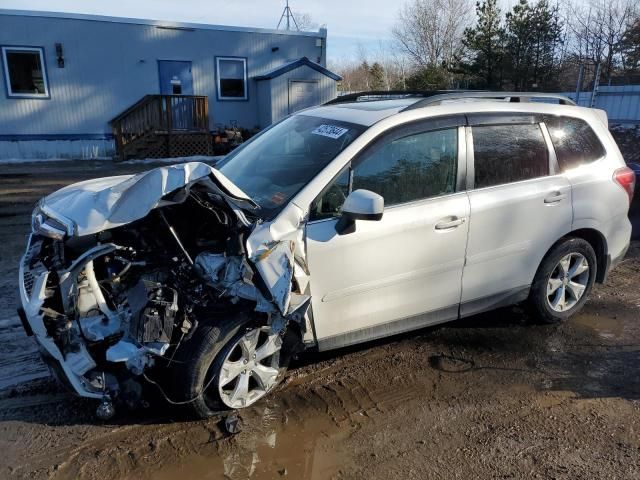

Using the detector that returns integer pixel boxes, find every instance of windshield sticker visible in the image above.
[311,124,349,139]
[270,192,286,205]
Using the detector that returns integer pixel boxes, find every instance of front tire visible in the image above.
[173,315,289,418]
[529,237,596,324]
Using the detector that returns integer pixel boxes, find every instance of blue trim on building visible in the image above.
[255,57,342,81]
[0,134,114,141]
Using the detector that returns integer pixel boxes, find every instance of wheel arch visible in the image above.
[538,228,607,284]
[565,228,608,283]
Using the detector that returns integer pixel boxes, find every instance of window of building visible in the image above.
[472,124,549,189]
[545,116,606,171]
[1,46,49,98]
[216,57,247,100]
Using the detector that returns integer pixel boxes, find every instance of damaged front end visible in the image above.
[18,162,311,415]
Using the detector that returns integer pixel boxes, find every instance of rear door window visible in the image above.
[544,116,606,171]
[472,124,549,188]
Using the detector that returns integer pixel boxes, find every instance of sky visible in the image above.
[0,0,396,63]
[0,0,593,63]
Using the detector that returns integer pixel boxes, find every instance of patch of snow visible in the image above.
[0,155,225,166]
[0,316,21,329]
[0,157,111,165]
[121,155,225,165]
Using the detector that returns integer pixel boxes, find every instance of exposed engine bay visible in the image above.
[18,163,312,416]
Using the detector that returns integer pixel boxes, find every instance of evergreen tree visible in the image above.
[505,0,534,90]
[369,62,387,90]
[529,0,563,89]
[405,65,450,90]
[360,61,371,90]
[505,0,562,90]
[621,18,640,73]
[462,0,506,89]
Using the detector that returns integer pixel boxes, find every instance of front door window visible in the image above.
[310,126,458,220]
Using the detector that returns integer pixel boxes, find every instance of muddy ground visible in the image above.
[1,159,640,479]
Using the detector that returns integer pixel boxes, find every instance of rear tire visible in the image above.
[529,237,596,324]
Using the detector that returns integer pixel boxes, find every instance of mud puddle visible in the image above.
[573,312,627,341]
[50,365,442,479]
[138,403,348,480]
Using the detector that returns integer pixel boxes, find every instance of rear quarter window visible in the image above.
[545,116,606,171]
[472,124,549,189]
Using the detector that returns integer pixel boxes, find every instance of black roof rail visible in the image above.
[400,91,576,112]
[324,90,463,105]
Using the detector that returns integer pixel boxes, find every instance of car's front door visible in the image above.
[305,119,470,350]
[460,116,573,316]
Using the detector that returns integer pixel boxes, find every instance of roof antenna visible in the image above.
[277,0,299,31]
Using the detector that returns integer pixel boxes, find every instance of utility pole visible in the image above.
[575,63,584,105]
[590,63,601,108]
[277,0,299,31]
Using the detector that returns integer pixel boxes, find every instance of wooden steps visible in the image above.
[110,95,212,160]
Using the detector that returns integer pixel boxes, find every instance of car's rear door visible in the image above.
[305,117,470,350]
[460,114,573,316]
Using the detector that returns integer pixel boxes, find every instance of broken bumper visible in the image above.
[18,235,105,399]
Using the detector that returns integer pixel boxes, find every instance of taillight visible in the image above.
[613,166,636,203]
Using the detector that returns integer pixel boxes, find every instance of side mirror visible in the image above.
[335,189,384,235]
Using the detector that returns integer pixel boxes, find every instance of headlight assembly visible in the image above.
[31,202,73,240]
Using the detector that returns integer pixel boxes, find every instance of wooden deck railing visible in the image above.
[110,95,209,156]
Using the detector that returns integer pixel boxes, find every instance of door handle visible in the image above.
[435,216,466,230]
[544,191,567,204]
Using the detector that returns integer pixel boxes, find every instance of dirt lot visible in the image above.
[1,158,640,479]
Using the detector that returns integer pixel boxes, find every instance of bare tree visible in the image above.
[374,40,410,90]
[331,41,412,92]
[393,0,474,69]
[292,11,319,31]
[566,0,636,80]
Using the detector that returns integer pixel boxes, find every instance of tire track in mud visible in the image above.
[0,317,50,394]
[15,419,210,477]
[33,350,447,480]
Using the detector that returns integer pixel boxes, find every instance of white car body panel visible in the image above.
[41,162,252,236]
[290,100,632,348]
[306,192,470,349]
[460,175,573,312]
[562,115,631,264]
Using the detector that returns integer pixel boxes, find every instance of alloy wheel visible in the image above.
[217,326,283,409]
[546,252,590,312]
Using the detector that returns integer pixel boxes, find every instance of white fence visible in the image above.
[340,86,640,125]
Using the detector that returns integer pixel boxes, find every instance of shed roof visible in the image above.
[255,57,341,81]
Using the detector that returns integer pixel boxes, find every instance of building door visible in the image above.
[158,61,194,130]
[288,80,319,114]
[158,60,193,95]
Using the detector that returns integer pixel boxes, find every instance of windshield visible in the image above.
[216,115,365,218]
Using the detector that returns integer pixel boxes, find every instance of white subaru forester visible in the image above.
[19,92,633,418]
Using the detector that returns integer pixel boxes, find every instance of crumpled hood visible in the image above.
[42,161,252,236]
